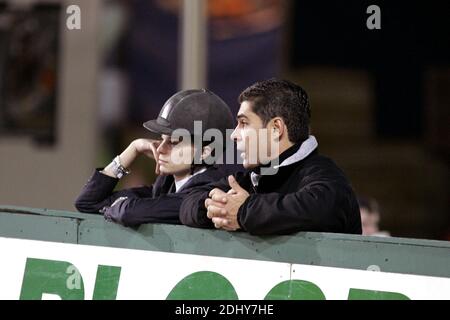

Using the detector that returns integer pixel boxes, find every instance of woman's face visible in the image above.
[156,135,197,177]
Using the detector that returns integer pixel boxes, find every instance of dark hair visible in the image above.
[238,78,311,143]
[190,135,216,174]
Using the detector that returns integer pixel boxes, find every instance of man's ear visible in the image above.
[201,145,213,160]
[270,117,285,141]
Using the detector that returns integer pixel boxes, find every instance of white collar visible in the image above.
[250,135,318,187]
[175,167,207,192]
[274,135,318,169]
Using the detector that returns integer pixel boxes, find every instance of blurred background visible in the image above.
[0,0,448,240]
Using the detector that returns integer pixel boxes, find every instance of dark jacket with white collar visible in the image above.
[74,164,240,227]
[179,137,362,235]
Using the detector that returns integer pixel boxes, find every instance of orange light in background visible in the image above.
[208,0,256,18]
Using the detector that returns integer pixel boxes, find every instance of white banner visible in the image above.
[1,237,449,300]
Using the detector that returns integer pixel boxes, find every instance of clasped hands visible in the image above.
[205,175,250,231]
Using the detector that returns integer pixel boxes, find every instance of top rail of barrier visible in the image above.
[1,205,449,279]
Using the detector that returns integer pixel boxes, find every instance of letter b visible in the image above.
[20,258,85,300]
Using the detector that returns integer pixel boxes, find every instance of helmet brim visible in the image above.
[143,119,174,140]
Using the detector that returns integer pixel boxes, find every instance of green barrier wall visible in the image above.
[1,205,449,278]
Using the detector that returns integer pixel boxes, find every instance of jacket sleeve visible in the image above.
[74,169,153,214]
[101,193,183,227]
[237,179,349,235]
[179,177,231,229]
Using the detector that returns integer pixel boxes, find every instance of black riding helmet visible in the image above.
[143,89,234,140]
[143,89,235,169]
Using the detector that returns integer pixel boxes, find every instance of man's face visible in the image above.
[156,135,196,176]
[230,101,275,169]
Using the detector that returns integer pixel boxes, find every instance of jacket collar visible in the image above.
[250,135,318,187]
[175,167,207,192]
[274,135,318,169]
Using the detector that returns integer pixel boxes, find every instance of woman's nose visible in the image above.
[157,140,169,153]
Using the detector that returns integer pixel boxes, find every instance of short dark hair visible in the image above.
[238,78,311,143]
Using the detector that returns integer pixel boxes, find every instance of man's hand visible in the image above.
[205,175,250,231]
[132,139,161,174]
[205,188,229,228]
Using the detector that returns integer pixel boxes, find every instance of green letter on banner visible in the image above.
[265,280,326,300]
[167,271,238,300]
[20,258,84,300]
[92,265,121,300]
[348,288,410,300]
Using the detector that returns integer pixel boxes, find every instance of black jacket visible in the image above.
[179,145,362,235]
[74,164,240,227]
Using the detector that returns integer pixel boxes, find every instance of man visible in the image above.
[75,89,237,227]
[180,79,362,235]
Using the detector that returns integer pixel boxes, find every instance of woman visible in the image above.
[75,89,237,227]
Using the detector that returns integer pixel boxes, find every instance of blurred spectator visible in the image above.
[358,196,390,237]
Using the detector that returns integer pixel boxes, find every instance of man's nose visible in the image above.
[230,127,240,142]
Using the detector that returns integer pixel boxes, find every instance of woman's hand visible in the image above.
[132,139,162,174]
[101,138,162,178]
